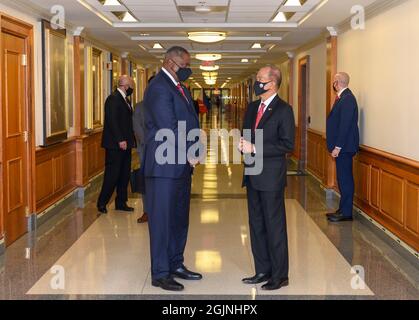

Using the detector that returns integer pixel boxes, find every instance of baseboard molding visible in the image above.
[319,182,419,261]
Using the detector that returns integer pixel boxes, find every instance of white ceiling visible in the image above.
[20,0,384,85]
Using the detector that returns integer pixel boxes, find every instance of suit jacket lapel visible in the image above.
[256,95,280,129]
[160,71,197,118]
[116,90,132,113]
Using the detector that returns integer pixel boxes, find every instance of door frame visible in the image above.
[0,12,36,244]
[296,55,310,171]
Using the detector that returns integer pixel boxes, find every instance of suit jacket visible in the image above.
[133,100,146,161]
[101,90,136,149]
[142,70,200,179]
[326,88,360,153]
[242,95,295,191]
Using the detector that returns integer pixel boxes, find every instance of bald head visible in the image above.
[118,75,134,88]
[258,65,282,89]
[334,72,350,87]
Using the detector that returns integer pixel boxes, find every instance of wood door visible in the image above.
[1,23,30,245]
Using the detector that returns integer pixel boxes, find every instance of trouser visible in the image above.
[336,152,356,217]
[97,148,132,207]
[145,176,191,280]
[246,183,289,281]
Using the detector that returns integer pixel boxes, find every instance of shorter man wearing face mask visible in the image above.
[326,72,360,222]
[97,75,137,214]
[240,66,295,290]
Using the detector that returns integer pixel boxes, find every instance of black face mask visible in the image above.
[126,87,134,97]
[172,60,192,82]
[254,81,271,96]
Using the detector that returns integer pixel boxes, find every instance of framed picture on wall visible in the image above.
[41,19,68,146]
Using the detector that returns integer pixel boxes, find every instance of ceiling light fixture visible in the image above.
[195,4,212,13]
[153,43,163,49]
[200,65,220,71]
[251,43,262,49]
[195,54,222,61]
[188,32,226,43]
[241,59,249,63]
[103,0,121,5]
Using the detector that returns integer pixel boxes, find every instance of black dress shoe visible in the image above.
[171,266,202,280]
[152,277,184,291]
[97,206,107,214]
[242,273,271,284]
[137,213,148,223]
[115,205,134,212]
[326,209,341,218]
[261,278,289,291]
[327,213,353,222]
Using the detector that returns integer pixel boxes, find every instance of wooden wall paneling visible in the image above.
[405,182,419,236]
[380,170,404,225]
[35,140,76,213]
[73,36,85,137]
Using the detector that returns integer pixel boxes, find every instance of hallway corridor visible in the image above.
[0,114,417,300]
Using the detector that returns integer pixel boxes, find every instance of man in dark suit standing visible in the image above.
[142,46,202,291]
[240,66,295,291]
[97,75,136,214]
[133,76,155,224]
[326,72,360,222]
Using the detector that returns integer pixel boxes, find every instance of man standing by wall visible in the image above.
[240,65,295,291]
[97,75,136,214]
[326,72,360,222]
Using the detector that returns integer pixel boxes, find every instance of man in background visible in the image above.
[133,76,155,223]
[97,75,136,214]
[326,72,360,222]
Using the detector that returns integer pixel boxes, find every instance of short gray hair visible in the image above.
[266,65,282,89]
[165,46,190,60]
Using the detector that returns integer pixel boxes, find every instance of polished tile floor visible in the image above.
[1,111,418,299]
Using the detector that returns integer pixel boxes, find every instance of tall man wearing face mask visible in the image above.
[240,66,295,290]
[142,46,202,291]
[326,72,359,222]
[97,75,136,214]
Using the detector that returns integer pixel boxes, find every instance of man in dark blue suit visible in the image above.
[326,72,360,222]
[142,46,202,291]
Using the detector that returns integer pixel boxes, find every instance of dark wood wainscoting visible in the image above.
[36,131,104,213]
[306,129,419,251]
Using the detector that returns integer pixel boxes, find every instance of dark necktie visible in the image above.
[125,97,132,111]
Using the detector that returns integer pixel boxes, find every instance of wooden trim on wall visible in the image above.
[73,36,85,137]
[296,56,310,166]
[306,129,419,251]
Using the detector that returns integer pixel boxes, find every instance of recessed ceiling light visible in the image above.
[241,59,249,63]
[195,53,222,61]
[272,12,287,22]
[122,12,137,22]
[251,43,262,49]
[140,33,150,36]
[153,43,163,49]
[103,0,121,5]
[195,5,211,13]
[284,0,305,6]
[188,32,226,43]
[265,33,272,37]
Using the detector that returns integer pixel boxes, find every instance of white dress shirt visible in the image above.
[259,93,277,112]
[162,67,178,86]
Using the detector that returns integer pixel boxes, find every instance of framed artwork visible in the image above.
[111,53,120,91]
[85,47,104,130]
[41,20,68,146]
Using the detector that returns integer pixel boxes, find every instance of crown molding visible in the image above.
[336,0,411,34]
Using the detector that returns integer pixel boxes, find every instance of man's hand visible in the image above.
[189,158,200,168]
[331,147,341,158]
[119,141,128,151]
[239,138,255,154]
